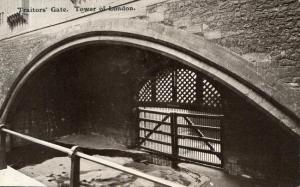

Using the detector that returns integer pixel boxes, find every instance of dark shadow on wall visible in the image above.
[6,44,174,147]
[223,89,299,185]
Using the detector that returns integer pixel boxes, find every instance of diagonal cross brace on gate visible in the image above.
[183,116,221,159]
[137,109,223,167]
[138,115,170,145]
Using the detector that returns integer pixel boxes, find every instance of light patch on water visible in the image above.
[19,155,133,186]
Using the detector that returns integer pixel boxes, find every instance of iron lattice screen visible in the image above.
[138,67,222,112]
[138,80,152,102]
[202,79,222,108]
[156,70,173,103]
[176,68,197,104]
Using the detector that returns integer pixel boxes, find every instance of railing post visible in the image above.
[135,107,140,147]
[171,113,178,169]
[0,124,7,170]
[69,146,80,187]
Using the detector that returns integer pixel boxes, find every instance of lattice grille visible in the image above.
[202,79,222,108]
[138,80,152,102]
[156,71,173,102]
[138,68,223,110]
[176,69,197,104]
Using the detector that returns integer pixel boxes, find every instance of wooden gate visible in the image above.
[136,67,223,167]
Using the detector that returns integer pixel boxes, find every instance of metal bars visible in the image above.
[137,108,223,168]
[69,146,80,187]
[0,124,6,170]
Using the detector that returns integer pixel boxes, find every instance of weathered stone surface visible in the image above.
[0,16,299,123]
[148,0,300,115]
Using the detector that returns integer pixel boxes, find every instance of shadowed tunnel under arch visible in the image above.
[0,18,298,184]
[2,40,299,184]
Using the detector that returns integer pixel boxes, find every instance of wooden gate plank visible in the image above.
[183,116,216,152]
[138,115,170,145]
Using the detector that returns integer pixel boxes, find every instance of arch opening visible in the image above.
[3,40,298,184]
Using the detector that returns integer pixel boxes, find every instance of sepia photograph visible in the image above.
[0,0,299,186]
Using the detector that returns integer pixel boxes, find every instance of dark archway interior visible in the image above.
[6,44,299,184]
[7,45,173,146]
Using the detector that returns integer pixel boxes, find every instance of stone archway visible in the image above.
[0,30,298,136]
[0,18,298,182]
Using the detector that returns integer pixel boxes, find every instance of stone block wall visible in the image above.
[145,0,300,113]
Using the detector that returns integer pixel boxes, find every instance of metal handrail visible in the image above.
[0,126,186,187]
[2,128,71,154]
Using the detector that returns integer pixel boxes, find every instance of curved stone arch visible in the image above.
[0,19,298,136]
